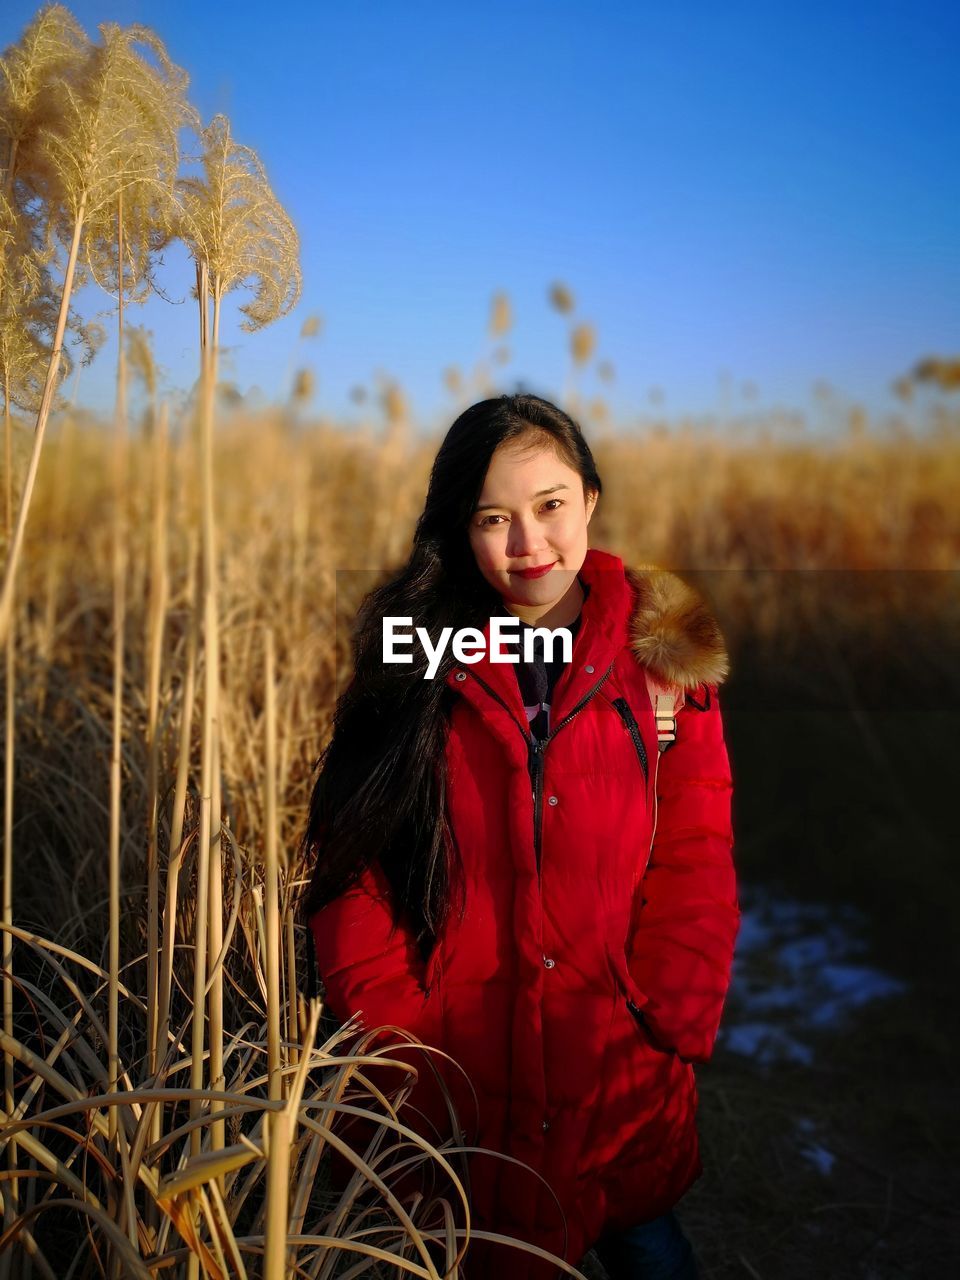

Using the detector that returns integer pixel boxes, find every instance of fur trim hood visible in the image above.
[624,565,730,692]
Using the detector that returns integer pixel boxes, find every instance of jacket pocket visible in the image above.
[605,941,649,1021]
[605,941,679,1059]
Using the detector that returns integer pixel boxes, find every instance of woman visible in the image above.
[301,394,740,1280]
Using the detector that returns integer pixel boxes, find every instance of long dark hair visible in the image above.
[298,393,603,959]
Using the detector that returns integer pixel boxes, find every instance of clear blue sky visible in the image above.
[3,0,958,429]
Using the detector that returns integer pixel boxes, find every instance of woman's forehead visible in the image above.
[486,439,574,480]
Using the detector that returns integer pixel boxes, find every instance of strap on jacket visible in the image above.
[643,671,684,752]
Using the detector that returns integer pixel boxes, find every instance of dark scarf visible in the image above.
[513,582,589,740]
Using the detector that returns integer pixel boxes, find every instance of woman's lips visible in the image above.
[512,561,557,580]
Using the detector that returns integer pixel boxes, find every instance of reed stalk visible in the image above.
[145,405,169,1087]
[104,202,124,1169]
[156,526,198,1074]
[264,628,282,1103]
[1,325,17,1280]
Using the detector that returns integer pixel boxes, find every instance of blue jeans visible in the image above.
[592,1210,699,1280]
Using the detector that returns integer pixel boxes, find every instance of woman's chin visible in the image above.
[500,568,579,606]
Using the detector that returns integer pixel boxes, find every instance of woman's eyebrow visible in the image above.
[474,483,570,513]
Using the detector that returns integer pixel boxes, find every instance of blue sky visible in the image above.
[3,0,958,429]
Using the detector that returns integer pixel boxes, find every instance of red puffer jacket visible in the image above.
[309,546,739,1278]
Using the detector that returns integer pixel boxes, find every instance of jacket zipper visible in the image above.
[462,661,616,877]
[609,696,649,786]
[529,738,545,875]
[530,662,616,873]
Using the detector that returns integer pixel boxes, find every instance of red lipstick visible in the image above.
[513,561,557,580]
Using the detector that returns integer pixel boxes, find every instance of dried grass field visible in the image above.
[3,404,958,1278]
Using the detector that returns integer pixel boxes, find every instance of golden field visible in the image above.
[2,398,959,1277]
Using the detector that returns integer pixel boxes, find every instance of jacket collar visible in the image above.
[622,557,730,690]
[444,547,728,747]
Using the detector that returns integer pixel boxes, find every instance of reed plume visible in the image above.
[0,15,193,646]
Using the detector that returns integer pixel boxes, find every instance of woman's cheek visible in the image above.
[475,540,504,576]
[467,532,486,569]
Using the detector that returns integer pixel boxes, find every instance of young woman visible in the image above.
[301,394,740,1280]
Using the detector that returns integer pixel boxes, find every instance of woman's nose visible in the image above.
[508,519,548,557]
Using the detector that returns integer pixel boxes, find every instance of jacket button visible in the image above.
[543,956,556,969]
[542,1119,550,1132]
[455,671,466,681]
[547,795,558,806]
[585,664,595,673]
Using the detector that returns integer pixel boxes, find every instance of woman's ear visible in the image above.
[585,487,599,524]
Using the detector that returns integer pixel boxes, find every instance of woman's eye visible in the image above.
[477,500,562,528]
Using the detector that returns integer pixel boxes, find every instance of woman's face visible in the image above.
[467,437,598,616]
